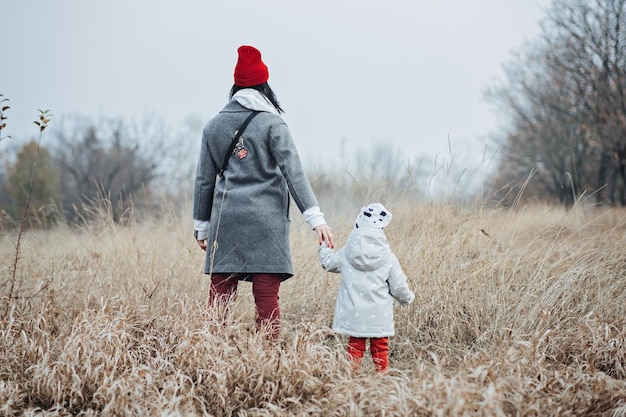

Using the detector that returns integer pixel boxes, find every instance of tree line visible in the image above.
[0,112,198,229]
[486,0,626,206]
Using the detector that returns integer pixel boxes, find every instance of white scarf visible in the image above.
[233,88,279,115]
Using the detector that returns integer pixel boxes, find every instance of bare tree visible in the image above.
[545,0,626,204]
[51,115,165,222]
[486,0,626,206]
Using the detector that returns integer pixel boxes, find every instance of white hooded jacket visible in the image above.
[319,204,415,338]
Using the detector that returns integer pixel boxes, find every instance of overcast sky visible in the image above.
[1,0,551,173]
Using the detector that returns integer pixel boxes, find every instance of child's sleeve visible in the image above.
[387,253,415,305]
[318,243,342,273]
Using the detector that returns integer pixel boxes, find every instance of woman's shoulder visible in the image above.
[202,101,288,138]
[243,105,286,126]
[223,100,283,117]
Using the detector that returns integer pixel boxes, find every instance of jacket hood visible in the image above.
[344,228,391,271]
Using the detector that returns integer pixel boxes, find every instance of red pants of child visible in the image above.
[207,273,282,341]
[347,336,389,372]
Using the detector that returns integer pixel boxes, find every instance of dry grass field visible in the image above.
[1,199,626,416]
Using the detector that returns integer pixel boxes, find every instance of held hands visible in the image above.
[314,224,334,248]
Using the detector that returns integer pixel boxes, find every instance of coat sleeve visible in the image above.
[318,244,342,273]
[192,126,218,222]
[387,253,415,305]
[268,121,320,212]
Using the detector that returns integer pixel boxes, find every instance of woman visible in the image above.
[193,45,334,341]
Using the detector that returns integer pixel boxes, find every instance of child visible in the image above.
[319,203,415,372]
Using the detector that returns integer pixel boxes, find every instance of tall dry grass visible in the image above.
[1,198,626,416]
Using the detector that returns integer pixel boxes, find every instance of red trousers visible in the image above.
[207,273,282,340]
[347,336,389,372]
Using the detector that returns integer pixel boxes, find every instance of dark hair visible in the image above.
[230,83,284,114]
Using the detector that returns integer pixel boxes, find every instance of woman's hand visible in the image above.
[314,224,334,248]
[197,239,207,251]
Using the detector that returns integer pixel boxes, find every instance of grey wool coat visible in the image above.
[193,100,320,280]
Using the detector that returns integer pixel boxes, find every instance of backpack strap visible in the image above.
[218,111,260,178]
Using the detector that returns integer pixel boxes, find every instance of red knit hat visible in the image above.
[234,45,269,87]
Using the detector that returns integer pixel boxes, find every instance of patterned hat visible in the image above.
[355,203,392,229]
